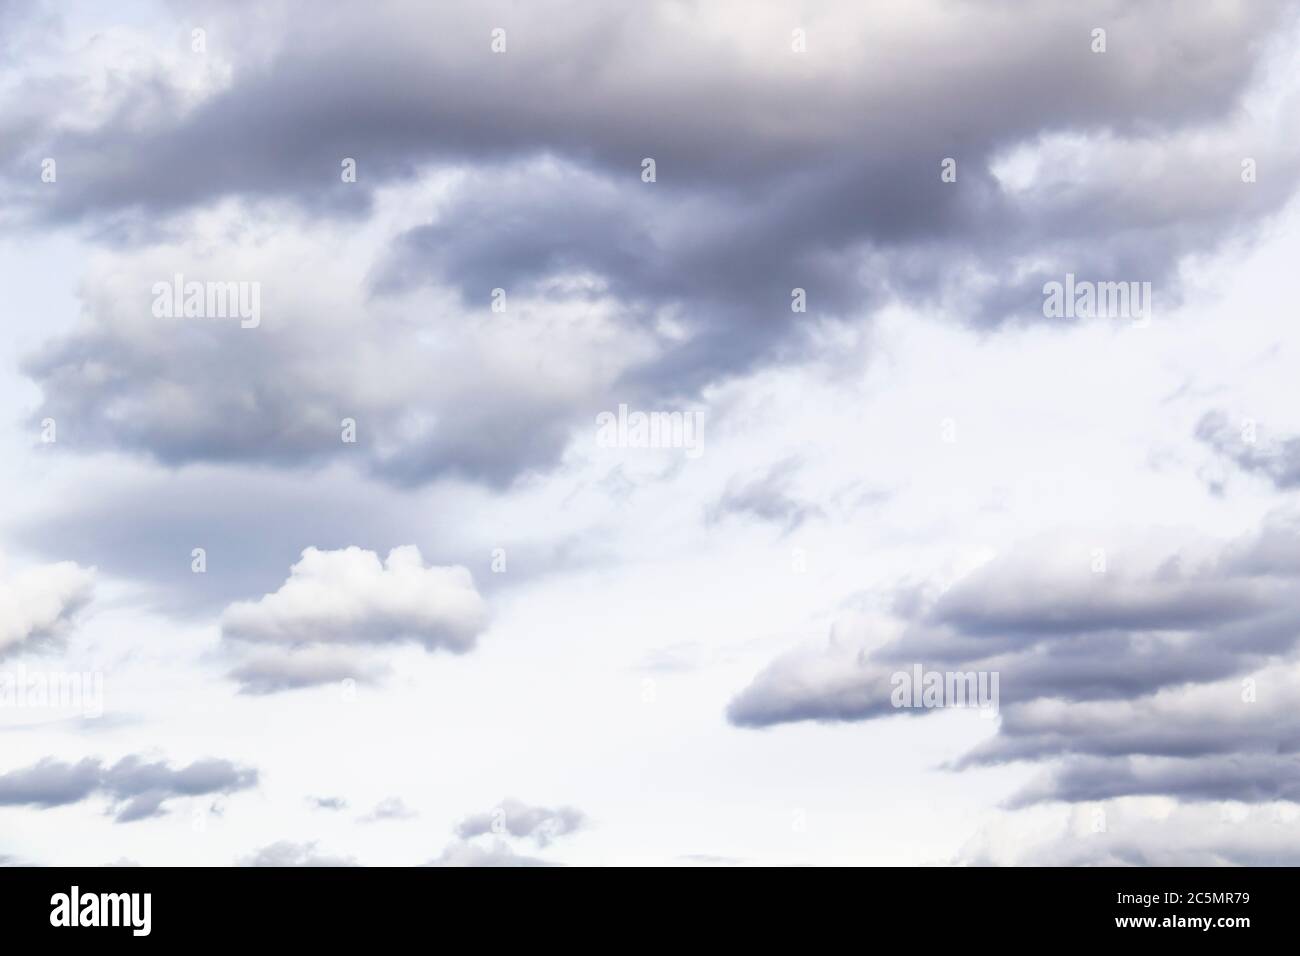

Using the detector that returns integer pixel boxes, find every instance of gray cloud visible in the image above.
[0,559,93,658]
[227,649,383,696]
[956,672,1300,769]
[358,796,416,823]
[10,1,1299,486]
[0,755,258,822]
[9,463,485,614]
[730,514,1300,805]
[707,457,822,533]
[1197,409,1300,489]
[1010,754,1300,807]
[949,663,1300,807]
[732,518,1300,724]
[454,797,586,847]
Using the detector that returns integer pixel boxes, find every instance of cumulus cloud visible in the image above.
[0,559,94,656]
[0,755,258,822]
[707,457,822,533]
[4,0,1299,869]
[220,546,487,693]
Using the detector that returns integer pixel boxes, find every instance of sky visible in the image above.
[1,0,1300,866]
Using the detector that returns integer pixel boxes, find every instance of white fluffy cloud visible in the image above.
[0,559,94,655]
[222,545,487,651]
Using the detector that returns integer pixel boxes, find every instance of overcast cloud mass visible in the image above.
[0,0,1298,867]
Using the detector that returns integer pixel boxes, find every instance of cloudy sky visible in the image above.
[2,0,1300,866]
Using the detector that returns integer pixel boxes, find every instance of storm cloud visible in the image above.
[0,559,94,657]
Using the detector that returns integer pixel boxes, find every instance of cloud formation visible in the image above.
[223,545,486,650]
[0,559,93,657]
[12,1,1300,486]
[0,755,258,822]
[455,797,587,847]
[707,458,822,533]
[221,545,487,692]
[1197,409,1300,490]
[730,514,1300,806]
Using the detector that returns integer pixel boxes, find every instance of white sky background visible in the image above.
[1,1,1299,865]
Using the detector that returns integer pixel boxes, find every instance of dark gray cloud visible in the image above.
[0,755,258,822]
[8,458,602,628]
[454,797,586,847]
[954,665,1300,805]
[1010,754,1300,807]
[732,517,1300,724]
[956,674,1300,769]
[729,514,1300,804]
[9,1,1299,485]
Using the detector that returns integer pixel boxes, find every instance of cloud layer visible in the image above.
[730,514,1300,806]
[11,1,1300,486]
[221,545,487,692]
